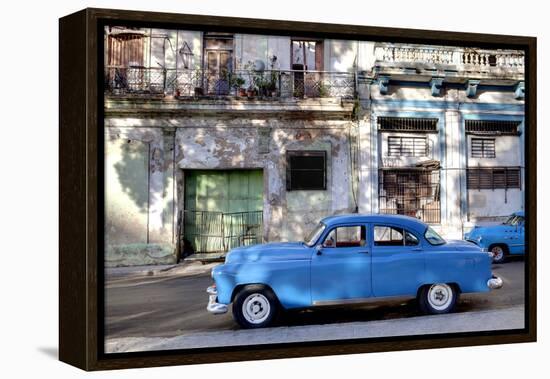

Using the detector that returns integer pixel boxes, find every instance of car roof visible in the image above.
[320,213,428,233]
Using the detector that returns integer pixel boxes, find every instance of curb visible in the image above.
[105,305,525,353]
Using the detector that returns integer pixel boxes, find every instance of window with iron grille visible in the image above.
[465,120,521,135]
[467,167,521,190]
[388,136,428,157]
[378,117,438,133]
[378,169,441,223]
[286,151,326,191]
[471,138,496,158]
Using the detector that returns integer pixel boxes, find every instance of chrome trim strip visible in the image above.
[312,295,413,306]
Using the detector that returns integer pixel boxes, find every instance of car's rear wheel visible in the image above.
[232,285,279,329]
[418,283,458,315]
[490,244,507,264]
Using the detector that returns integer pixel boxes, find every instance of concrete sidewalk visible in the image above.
[105,305,525,353]
[105,261,218,280]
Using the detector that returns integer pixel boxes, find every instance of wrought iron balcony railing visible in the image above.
[104,66,356,99]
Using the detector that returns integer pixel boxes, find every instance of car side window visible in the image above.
[374,226,403,246]
[322,225,366,248]
[405,230,419,246]
[374,226,419,246]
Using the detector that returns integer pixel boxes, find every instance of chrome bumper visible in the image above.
[487,276,503,290]
[206,286,228,314]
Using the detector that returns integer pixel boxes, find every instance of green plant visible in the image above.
[243,59,279,97]
[232,76,245,89]
[317,81,331,97]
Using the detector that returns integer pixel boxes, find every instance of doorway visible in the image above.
[182,169,264,254]
[291,39,324,97]
[203,34,234,95]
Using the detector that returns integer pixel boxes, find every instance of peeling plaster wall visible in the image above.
[174,120,355,243]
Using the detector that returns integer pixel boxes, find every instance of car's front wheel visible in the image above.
[489,244,507,264]
[418,283,458,315]
[232,285,279,328]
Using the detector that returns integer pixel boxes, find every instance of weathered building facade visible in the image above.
[104,26,525,266]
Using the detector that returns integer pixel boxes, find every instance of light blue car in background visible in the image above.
[464,211,525,264]
[206,214,503,328]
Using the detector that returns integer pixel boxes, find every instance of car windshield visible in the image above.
[424,226,446,246]
[304,222,326,247]
[504,215,523,226]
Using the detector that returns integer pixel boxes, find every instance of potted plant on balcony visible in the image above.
[261,72,278,97]
[243,61,255,98]
[232,76,246,97]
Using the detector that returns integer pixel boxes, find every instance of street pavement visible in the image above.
[104,259,525,352]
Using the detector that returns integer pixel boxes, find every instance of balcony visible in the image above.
[373,43,524,81]
[104,67,356,100]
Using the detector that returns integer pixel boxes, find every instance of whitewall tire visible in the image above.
[419,283,458,314]
[232,285,279,328]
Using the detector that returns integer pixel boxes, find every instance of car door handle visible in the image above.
[358,251,369,254]
[412,248,423,252]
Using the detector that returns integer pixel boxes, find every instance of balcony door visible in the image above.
[204,34,233,95]
[291,40,324,97]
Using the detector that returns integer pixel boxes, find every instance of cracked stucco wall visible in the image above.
[174,119,356,243]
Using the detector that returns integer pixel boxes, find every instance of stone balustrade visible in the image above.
[374,43,524,72]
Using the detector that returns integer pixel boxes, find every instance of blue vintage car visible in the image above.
[206,214,503,328]
[464,211,525,264]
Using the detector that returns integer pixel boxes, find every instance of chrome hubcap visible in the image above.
[427,284,453,311]
[242,293,270,324]
[492,246,504,261]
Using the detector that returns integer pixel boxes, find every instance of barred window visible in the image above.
[378,169,441,224]
[286,151,326,191]
[471,138,496,158]
[465,120,521,136]
[378,117,438,133]
[388,136,428,157]
[467,167,521,190]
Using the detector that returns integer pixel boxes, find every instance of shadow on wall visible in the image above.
[114,140,150,213]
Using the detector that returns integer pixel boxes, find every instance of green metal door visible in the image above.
[183,170,263,253]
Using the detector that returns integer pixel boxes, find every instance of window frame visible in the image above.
[378,168,441,224]
[470,137,496,158]
[465,119,521,136]
[286,150,327,191]
[321,224,366,248]
[466,166,521,190]
[372,225,420,247]
[387,135,429,157]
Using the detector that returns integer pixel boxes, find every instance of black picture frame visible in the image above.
[59,8,537,371]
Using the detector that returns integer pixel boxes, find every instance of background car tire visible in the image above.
[489,244,508,264]
[418,283,458,315]
[232,285,279,329]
